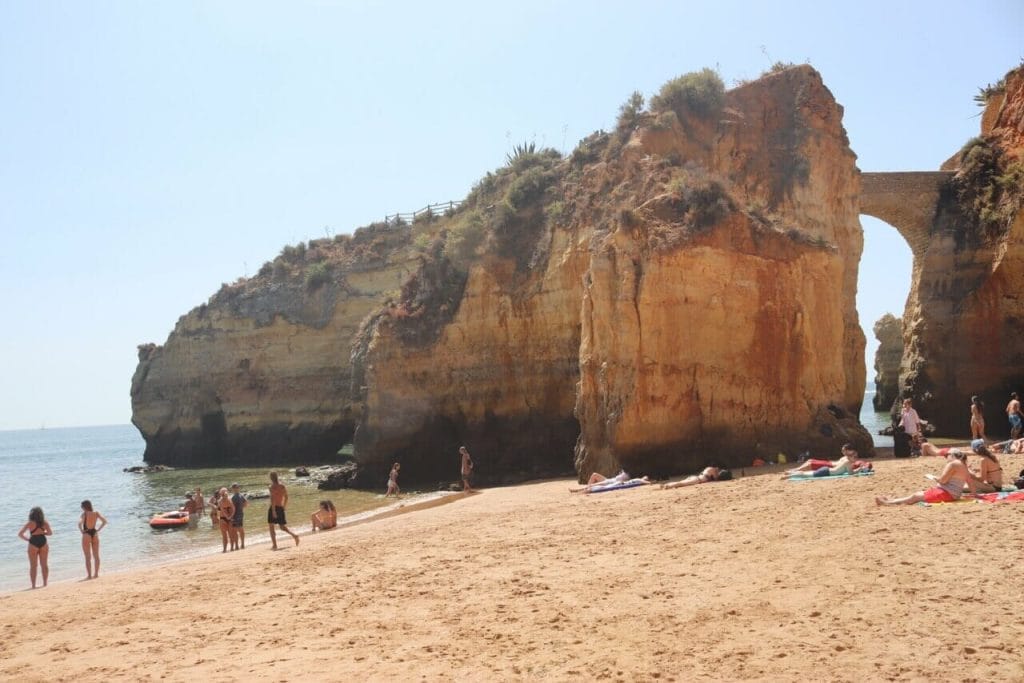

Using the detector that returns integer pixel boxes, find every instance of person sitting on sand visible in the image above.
[660,466,732,489]
[311,500,337,531]
[875,449,976,506]
[967,439,1003,493]
[783,444,856,479]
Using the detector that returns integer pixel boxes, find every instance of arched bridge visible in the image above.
[859,171,955,256]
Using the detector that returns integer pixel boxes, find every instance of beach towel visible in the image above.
[586,479,650,493]
[974,491,1024,503]
[786,470,874,482]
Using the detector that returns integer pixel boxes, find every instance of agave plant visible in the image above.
[505,141,537,166]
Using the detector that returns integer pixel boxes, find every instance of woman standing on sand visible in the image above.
[970,395,986,440]
[17,507,52,588]
[79,500,108,580]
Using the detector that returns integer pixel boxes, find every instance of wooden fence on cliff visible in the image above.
[383,200,462,226]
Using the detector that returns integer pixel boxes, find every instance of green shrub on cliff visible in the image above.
[304,262,331,290]
[650,68,725,120]
[954,137,1024,240]
[443,209,487,267]
[616,90,645,131]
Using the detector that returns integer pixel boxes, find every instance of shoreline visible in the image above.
[5,459,1023,680]
[0,489,461,597]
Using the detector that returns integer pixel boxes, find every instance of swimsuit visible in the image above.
[29,522,47,548]
[82,512,97,536]
[231,493,246,527]
[268,505,287,526]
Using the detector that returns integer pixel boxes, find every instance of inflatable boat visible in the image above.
[149,511,190,529]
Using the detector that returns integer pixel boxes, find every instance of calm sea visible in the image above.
[862,389,894,449]
[0,425,399,593]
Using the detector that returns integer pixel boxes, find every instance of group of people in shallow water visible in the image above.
[17,500,108,589]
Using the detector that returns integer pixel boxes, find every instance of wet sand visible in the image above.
[2,453,1023,681]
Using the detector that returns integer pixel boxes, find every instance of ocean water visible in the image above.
[861,390,894,449]
[0,425,398,593]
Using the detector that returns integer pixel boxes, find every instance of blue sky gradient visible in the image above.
[1,1,1021,429]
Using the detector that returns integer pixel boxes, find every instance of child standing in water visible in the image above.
[79,500,108,580]
[970,395,986,440]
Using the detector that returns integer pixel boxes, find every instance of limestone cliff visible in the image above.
[872,314,903,411]
[131,225,420,465]
[133,65,875,481]
[899,65,1024,436]
[352,65,871,484]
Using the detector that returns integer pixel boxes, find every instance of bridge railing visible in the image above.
[384,201,463,226]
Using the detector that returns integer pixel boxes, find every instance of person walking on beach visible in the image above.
[216,487,235,553]
[267,471,300,549]
[459,446,474,492]
[1007,392,1022,439]
[229,483,247,550]
[78,500,107,579]
[970,395,986,440]
[17,507,52,589]
[386,462,401,497]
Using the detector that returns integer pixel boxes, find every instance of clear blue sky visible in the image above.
[1,1,1021,430]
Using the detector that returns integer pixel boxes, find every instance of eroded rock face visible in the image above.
[899,66,1024,437]
[130,225,419,466]
[133,65,876,481]
[872,314,903,411]
[574,67,870,477]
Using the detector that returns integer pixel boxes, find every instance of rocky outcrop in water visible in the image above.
[872,313,903,411]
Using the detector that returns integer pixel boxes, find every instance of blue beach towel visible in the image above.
[586,479,650,493]
[787,470,874,482]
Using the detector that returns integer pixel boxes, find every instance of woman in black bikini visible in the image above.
[79,500,108,580]
[17,507,52,589]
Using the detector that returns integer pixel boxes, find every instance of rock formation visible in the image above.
[872,313,903,411]
[895,65,1024,437]
[132,65,876,481]
[131,225,421,465]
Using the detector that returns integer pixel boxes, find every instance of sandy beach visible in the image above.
[3,452,1024,682]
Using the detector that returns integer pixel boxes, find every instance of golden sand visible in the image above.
[2,454,1024,681]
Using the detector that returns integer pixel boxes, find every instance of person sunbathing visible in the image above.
[570,470,629,492]
[786,455,872,475]
[783,444,856,479]
[968,439,1003,493]
[875,450,976,506]
[660,466,731,489]
[573,473,651,493]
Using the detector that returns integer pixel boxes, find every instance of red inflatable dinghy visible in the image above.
[149,511,190,529]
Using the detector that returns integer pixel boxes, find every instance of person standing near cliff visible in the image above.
[970,395,986,441]
[267,471,300,549]
[1007,392,1022,439]
[459,446,474,493]
[898,398,922,455]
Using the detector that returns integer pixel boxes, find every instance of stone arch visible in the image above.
[859,171,954,257]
